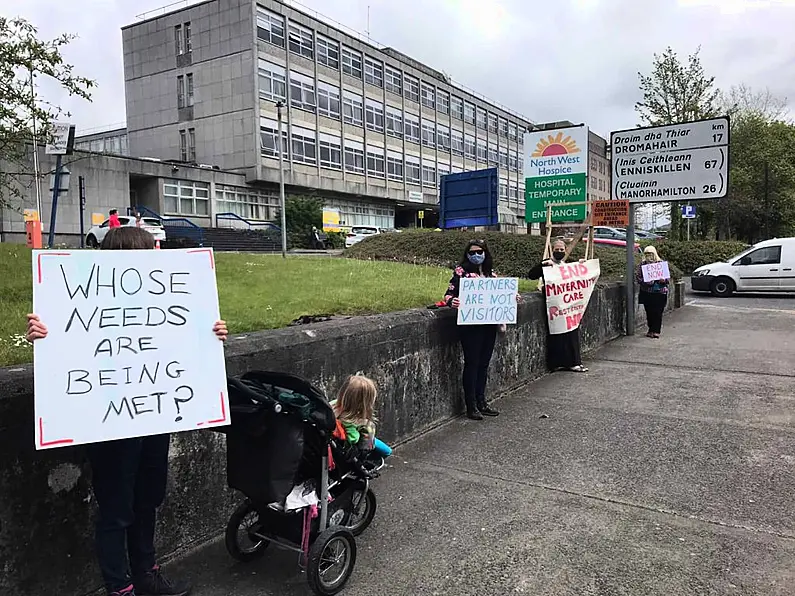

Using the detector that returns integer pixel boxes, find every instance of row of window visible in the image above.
[259,120,526,190]
[256,8,524,139]
[324,198,395,229]
[259,61,524,172]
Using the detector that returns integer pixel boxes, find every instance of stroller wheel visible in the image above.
[307,527,357,595]
[343,488,377,537]
[225,499,270,562]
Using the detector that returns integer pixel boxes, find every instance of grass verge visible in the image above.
[0,246,535,367]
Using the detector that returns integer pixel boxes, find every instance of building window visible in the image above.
[499,117,508,137]
[184,22,192,53]
[179,129,187,161]
[509,183,518,203]
[451,95,464,120]
[437,90,450,115]
[404,75,420,103]
[387,150,403,181]
[499,147,508,168]
[500,182,508,201]
[291,126,316,165]
[343,90,364,127]
[422,161,436,188]
[405,155,421,184]
[404,112,420,144]
[385,67,402,95]
[518,154,524,173]
[365,98,384,133]
[437,124,451,152]
[260,117,288,157]
[344,139,365,174]
[509,151,518,171]
[290,71,316,112]
[508,122,518,141]
[258,60,287,101]
[451,130,464,155]
[421,119,436,148]
[342,46,362,79]
[317,35,339,69]
[465,134,476,159]
[477,138,487,161]
[476,108,487,130]
[317,81,341,119]
[386,106,403,138]
[488,143,498,165]
[177,75,185,108]
[420,82,435,109]
[187,128,195,161]
[487,112,498,133]
[438,163,450,187]
[215,185,279,221]
[163,179,209,216]
[256,8,285,48]
[364,56,383,87]
[175,25,184,55]
[319,132,342,170]
[288,22,314,59]
[464,101,476,125]
[366,145,385,177]
[186,73,194,106]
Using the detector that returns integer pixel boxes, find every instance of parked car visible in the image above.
[615,228,661,240]
[345,226,380,248]
[593,226,627,240]
[86,216,166,248]
[691,237,795,297]
[585,237,642,253]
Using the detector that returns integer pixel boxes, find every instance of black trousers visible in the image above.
[459,325,498,412]
[86,434,170,593]
[642,292,667,334]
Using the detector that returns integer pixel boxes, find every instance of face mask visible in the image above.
[468,252,485,265]
[552,251,566,262]
[644,253,655,262]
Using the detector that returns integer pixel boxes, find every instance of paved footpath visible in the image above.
[172,295,795,595]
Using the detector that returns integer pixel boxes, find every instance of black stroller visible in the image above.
[220,371,385,595]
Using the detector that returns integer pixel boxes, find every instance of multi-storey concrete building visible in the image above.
[121,0,534,230]
[588,131,611,202]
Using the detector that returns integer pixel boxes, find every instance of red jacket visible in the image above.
[108,214,121,228]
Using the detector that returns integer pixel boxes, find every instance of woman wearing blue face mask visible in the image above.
[444,240,502,420]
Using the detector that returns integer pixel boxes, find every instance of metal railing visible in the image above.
[215,212,281,232]
[129,205,205,246]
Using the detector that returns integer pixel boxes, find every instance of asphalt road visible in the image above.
[686,279,794,312]
[167,300,795,596]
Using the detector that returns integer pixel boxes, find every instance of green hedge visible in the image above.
[641,240,749,273]
[346,230,682,281]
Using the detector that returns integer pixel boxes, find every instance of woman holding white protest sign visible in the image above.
[636,245,669,338]
[528,239,594,374]
[444,239,507,421]
[26,226,228,596]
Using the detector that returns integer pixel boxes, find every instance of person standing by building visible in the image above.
[108,209,122,229]
[528,239,589,373]
[444,239,503,420]
[637,245,669,338]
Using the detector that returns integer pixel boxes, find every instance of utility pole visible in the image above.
[277,101,287,258]
[764,160,770,239]
[29,65,42,220]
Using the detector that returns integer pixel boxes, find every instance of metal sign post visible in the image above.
[626,204,636,335]
[79,176,86,249]
[276,102,287,259]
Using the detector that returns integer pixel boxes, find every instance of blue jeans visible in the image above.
[86,434,170,593]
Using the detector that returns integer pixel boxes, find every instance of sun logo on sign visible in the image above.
[531,132,581,157]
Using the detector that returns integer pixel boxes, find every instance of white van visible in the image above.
[691,237,795,297]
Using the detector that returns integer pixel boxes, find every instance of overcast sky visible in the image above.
[4,0,794,139]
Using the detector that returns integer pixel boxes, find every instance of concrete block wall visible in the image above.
[0,282,683,595]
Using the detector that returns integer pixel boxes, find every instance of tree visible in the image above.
[719,84,791,124]
[0,17,94,208]
[283,195,322,248]
[635,47,720,239]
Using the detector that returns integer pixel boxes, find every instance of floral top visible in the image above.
[444,265,497,306]
[635,263,669,294]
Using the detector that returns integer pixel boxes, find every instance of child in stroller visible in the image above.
[220,371,385,596]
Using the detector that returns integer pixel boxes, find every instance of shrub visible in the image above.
[326,231,346,249]
[346,230,683,281]
[283,196,322,249]
[640,240,749,273]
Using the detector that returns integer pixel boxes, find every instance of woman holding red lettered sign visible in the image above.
[636,245,669,338]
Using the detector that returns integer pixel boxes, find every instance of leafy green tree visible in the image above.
[635,47,720,239]
[0,17,94,208]
[282,195,323,248]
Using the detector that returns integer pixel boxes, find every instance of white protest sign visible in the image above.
[457,277,519,325]
[32,248,229,449]
[642,261,671,282]
[542,259,601,335]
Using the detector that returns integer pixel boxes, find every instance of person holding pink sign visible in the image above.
[636,245,669,338]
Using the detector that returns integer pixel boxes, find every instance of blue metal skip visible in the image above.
[439,167,500,229]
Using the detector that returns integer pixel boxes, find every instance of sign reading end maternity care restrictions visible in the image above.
[457,277,519,325]
[543,260,601,335]
[32,249,229,450]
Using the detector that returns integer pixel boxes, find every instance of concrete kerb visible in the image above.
[0,280,684,595]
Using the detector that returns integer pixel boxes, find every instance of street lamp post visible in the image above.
[276,101,287,259]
